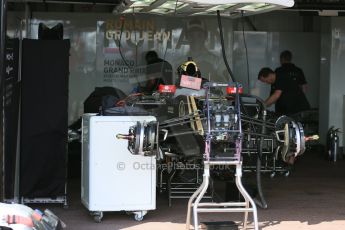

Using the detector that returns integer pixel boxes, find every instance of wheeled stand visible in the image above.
[185,82,259,230]
[91,210,147,223]
[186,161,259,230]
[81,114,157,223]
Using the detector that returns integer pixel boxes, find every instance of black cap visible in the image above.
[280,50,292,62]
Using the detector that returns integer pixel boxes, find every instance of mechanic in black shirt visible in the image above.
[139,50,173,94]
[258,67,310,116]
[275,50,308,93]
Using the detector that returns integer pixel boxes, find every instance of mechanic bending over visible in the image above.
[276,50,308,93]
[258,67,310,116]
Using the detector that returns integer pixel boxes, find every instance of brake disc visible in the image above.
[280,123,290,163]
[297,122,306,156]
[144,121,157,154]
[133,121,142,155]
[275,116,306,163]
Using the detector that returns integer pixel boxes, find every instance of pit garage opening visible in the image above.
[1,1,345,230]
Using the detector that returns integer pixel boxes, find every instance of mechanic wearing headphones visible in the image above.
[258,67,310,116]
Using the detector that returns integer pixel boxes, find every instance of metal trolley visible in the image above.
[186,82,259,230]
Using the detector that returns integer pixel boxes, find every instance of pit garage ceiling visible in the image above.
[7,0,345,17]
[8,0,294,17]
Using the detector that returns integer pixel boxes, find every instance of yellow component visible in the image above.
[190,96,204,136]
[284,123,289,145]
[186,96,195,130]
[305,135,320,141]
[180,60,198,72]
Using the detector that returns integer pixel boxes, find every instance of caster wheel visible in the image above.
[92,211,103,223]
[284,171,290,177]
[94,215,102,223]
[63,204,69,209]
[134,214,144,221]
[270,172,276,178]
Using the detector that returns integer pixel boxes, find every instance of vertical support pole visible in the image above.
[24,3,30,38]
[13,19,24,204]
[0,0,7,202]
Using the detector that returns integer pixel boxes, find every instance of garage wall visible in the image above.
[7,11,324,134]
[6,14,23,38]
[235,11,321,33]
[328,18,345,147]
[233,31,320,109]
[235,12,326,146]
[318,17,345,147]
[234,12,322,110]
[7,12,233,124]
[319,18,331,145]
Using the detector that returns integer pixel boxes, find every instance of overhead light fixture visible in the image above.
[131,2,150,7]
[150,8,173,13]
[206,4,235,12]
[120,0,294,16]
[130,0,156,7]
[187,0,238,3]
[185,0,294,7]
[159,1,187,10]
[123,7,144,13]
[238,3,275,11]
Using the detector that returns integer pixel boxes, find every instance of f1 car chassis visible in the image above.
[112,81,310,210]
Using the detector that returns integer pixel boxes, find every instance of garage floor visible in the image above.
[36,149,345,230]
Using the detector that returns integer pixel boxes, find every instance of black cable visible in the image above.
[216,10,236,83]
[118,15,132,69]
[133,7,137,67]
[157,40,169,87]
[241,11,250,91]
[174,0,179,15]
[236,95,267,207]
[162,0,178,64]
[256,105,268,209]
[151,0,178,90]
[216,11,261,157]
